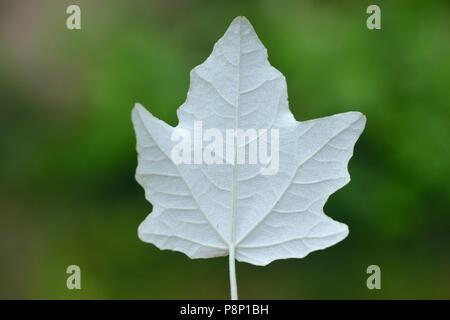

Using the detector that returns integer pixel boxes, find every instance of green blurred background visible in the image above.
[1,0,449,299]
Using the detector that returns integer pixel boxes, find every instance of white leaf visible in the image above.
[132,16,366,297]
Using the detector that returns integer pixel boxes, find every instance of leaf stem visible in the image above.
[229,246,238,300]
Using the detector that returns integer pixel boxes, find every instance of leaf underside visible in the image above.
[132,17,366,266]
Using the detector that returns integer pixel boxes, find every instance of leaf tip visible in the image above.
[231,16,250,23]
[341,222,350,239]
[229,16,255,33]
[343,111,367,133]
[132,102,150,123]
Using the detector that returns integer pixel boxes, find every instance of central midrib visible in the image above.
[229,21,242,250]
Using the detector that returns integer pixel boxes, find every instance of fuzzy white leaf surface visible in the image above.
[132,17,366,267]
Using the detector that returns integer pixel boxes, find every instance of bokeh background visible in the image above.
[1,0,449,299]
